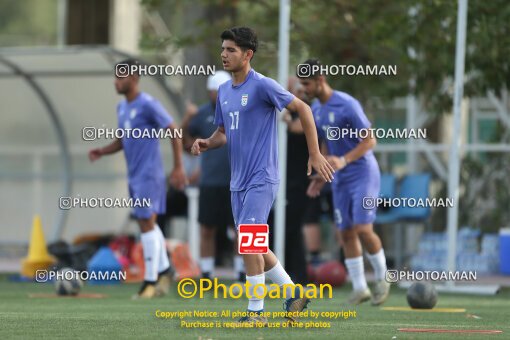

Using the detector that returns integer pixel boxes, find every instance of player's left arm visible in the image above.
[286,97,335,182]
[167,122,188,190]
[327,135,376,171]
[326,102,376,171]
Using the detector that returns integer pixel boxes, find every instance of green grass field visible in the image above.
[1,275,509,339]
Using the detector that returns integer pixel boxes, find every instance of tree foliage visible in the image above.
[0,0,57,46]
[142,0,510,111]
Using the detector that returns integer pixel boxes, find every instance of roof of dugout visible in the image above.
[0,46,183,244]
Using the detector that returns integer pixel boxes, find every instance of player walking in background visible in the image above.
[89,59,187,298]
[182,70,246,283]
[299,59,390,306]
[191,27,334,324]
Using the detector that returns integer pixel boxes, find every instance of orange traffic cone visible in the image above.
[125,242,145,283]
[21,215,56,278]
[167,239,200,280]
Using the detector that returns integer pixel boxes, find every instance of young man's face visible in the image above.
[114,75,136,94]
[299,75,326,100]
[299,77,322,100]
[221,39,252,72]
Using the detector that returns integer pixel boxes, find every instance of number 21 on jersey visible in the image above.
[229,111,239,130]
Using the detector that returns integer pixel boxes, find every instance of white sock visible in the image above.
[140,229,160,282]
[154,224,170,273]
[246,273,265,311]
[234,256,245,275]
[200,257,215,277]
[366,248,387,281]
[345,256,368,291]
[265,261,295,299]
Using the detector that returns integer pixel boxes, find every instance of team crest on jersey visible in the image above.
[241,94,249,106]
[130,108,137,119]
[329,112,335,123]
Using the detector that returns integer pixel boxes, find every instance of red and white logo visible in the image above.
[238,224,269,254]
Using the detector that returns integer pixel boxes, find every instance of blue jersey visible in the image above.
[117,92,173,183]
[312,90,378,184]
[313,91,380,228]
[214,69,294,191]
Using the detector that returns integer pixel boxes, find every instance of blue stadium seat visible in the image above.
[374,173,432,269]
[396,173,432,220]
[380,173,397,199]
[374,174,399,224]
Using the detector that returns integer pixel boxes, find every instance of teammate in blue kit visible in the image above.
[89,59,187,299]
[299,59,390,306]
[191,27,335,324]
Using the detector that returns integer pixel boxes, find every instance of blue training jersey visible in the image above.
[214,69,295,191]
[312,90,378,184]
[117,92,173,182]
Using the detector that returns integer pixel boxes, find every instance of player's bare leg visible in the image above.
[229,233,246,295]
[238,253,268,325]
[262,250,311,322]
[357,224,390,305]
[232,230,246,282]
[341,228,371,305]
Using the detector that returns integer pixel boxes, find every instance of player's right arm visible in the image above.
[88,138,123,162]
[190,126,226,155]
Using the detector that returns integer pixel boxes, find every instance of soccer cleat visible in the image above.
[346,288,371,305]
[371,280,390,306]
[283,294,311,322]
[132,281,157,299]
[154,273,172,297]
[238,311,268,327]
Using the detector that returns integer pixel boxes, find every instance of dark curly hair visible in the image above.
[221,27,258,55]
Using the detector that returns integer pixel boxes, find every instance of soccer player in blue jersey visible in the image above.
[299,59,390,306]
[191,27,335,324]
[89,59,187,298]
[183,71,247,283]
